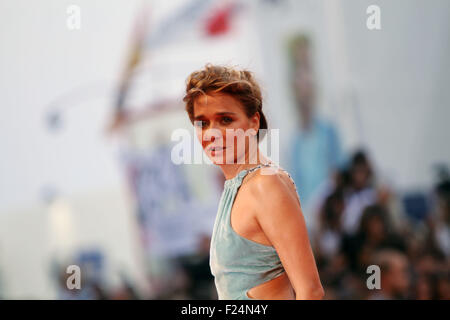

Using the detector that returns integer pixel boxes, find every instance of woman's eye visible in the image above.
[221,117,233,125]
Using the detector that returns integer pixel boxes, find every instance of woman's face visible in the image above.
[193,91,259,165]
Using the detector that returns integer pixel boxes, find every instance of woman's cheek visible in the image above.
[195,129,205,148]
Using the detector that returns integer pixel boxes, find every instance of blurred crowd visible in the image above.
[56,234,216,300]
[312,150,449,299]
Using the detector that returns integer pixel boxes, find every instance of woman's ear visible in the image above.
[251,112,261,135]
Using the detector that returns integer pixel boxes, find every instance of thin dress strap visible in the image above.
[246,162,272,174]
[277,167,301,206]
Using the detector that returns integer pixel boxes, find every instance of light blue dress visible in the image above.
[209,163,300,300]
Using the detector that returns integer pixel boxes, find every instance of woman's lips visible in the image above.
[207,146,227,156]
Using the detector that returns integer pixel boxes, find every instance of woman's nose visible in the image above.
[203,127,222,144]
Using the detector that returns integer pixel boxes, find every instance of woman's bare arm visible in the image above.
[249,171,324,300]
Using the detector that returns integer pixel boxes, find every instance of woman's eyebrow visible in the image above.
[194,112,236,120]
[215,112,236,116]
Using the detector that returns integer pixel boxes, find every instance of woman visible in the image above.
[183,64,323,300]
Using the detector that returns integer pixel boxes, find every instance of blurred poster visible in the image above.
[112,0,255,260]
[124,148,219,257]
[286,33,345,232]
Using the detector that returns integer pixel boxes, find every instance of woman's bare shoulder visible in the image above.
[241,167,303,229]
[243,166,299,204]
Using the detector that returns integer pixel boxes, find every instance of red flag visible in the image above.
[205,3,235,36]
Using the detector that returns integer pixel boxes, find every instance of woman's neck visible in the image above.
[219,149,272,180]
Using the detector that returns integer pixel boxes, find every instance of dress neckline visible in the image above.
[223,162,274,188]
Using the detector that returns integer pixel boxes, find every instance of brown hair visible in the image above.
[183,64,268,141]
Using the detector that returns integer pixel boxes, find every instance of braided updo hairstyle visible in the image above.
[183,64,268,142]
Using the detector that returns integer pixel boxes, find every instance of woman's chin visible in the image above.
[209,156,227,165]
[207,153,234,165]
